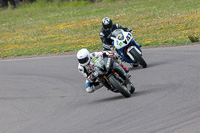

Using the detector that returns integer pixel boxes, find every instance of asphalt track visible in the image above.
[0,45,200,133]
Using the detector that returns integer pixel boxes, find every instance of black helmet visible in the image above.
[102,17,113,32]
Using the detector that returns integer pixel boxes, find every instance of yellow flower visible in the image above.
[145,40,151,43]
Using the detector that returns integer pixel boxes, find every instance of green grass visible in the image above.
[0,0,200,58]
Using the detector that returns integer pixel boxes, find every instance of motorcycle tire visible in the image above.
[108,75,131,98]
[130,48,147,68]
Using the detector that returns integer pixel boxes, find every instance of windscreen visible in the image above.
[111,29,124,40]
[92,56,105,69]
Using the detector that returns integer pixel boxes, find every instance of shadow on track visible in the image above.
[128,61,168,71]
[92,95,125,104]
[146,61,169,68]
[133,89,158,97]
[90,88,158,104]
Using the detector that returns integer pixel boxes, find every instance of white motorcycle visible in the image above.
[111,29,147,68]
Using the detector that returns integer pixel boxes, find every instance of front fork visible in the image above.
[100,61,131,91]
[127,45,142,61]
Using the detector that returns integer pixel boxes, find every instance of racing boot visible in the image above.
[86,80,104,93]
[121,64,129,73]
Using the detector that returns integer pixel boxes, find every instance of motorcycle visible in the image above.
[91,53,135,98]
[110,29,147,68]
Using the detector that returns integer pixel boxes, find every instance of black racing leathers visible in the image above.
[99,23,132,51]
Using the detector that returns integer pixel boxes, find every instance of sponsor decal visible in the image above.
[119,42,123,46]
[117,34,123,39]
[93,58,98,63]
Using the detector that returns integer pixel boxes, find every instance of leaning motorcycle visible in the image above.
[91,54,135,98]
[111,29,147,68]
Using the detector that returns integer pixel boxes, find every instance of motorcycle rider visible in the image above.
[77,48,130,93]
[100,17,134,51]
[100,17,141,67]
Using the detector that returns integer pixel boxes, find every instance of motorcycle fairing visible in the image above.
[115,39,141,63]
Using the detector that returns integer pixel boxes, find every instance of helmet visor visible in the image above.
[103,23,113,31]
[78,56,89,64]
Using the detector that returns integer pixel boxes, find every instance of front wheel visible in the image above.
[108,75,131,98]
[129,83,135,94]
[130,48,147,68]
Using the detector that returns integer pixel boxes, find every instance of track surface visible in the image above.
[0,45,200,133]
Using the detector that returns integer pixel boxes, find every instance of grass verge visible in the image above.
[0,0,200,58]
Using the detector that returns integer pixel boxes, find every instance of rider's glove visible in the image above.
[109,45,114,50]
[130,30,135,34]
[103,51,114,58]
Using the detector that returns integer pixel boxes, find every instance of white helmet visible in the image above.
[77,48,90,66]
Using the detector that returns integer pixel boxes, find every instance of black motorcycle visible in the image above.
[91,54,135,98]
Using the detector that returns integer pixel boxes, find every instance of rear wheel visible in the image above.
[130,48,147,68]
[108,75,131,98]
